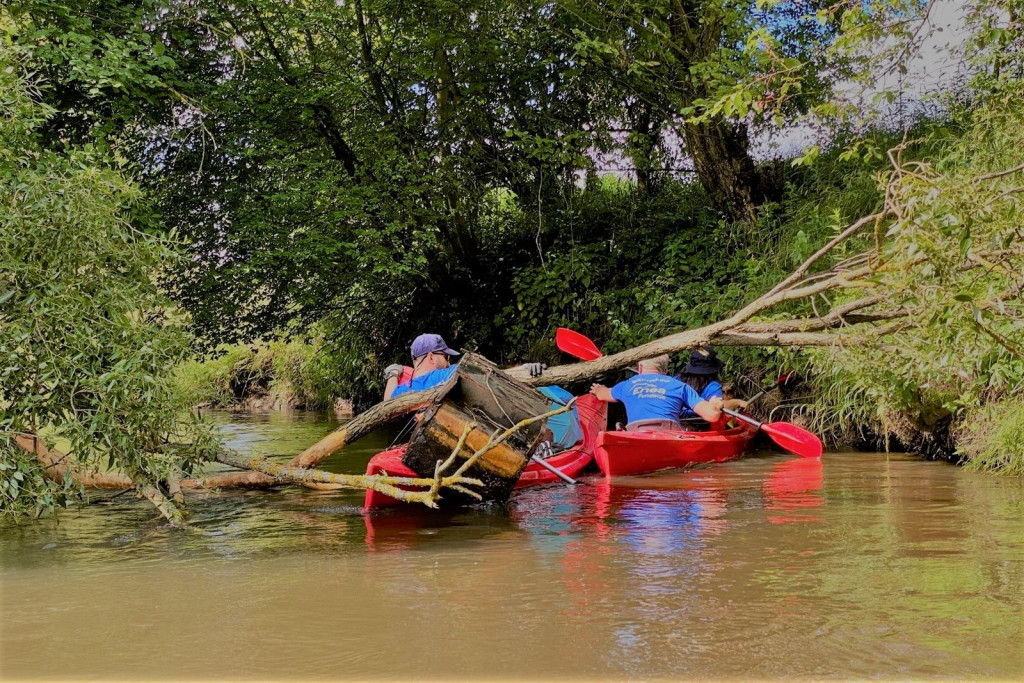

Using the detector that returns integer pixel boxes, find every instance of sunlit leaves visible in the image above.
[803,83,1024,459]
[0,56,215,518]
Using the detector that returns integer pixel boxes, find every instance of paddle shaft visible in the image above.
[743,373,793,406]
[530,454,578,485]
[744,384,776,406]
[722,407,761,428]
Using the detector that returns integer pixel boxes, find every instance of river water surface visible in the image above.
[2,410,1022,680]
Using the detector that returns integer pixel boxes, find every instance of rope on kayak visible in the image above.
[484,369,517,429]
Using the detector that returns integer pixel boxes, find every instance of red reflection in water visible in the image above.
[364,509,456,552]
[762,457,824,524]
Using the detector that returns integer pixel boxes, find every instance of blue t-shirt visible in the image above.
[391,365,459,398]
[610,374,704,423]
[679,380,722,418]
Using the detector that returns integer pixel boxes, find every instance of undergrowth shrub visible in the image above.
[172,336,340,409]
[958,400,1024,475]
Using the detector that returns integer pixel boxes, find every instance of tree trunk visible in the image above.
[666,0,780,223]
[14,434,133,488]
[627,100,662,198]
[681,116,777,224]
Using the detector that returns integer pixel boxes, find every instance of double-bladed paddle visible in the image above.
[555,327,603,361]
[555,328,823,459]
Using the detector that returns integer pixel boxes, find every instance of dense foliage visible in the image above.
[0,47,215,517]
[4,0,871,402]
[2,0,1023,523]
[803,83,1024,471]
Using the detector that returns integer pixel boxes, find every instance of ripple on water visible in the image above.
[3,423,1023,681]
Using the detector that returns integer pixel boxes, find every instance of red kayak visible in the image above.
[594,422,757,477]
[363,394,607,510]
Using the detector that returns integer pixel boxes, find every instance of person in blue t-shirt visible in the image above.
[590,354,723,431]
[387,334,462,400]
[384,333,578,447]
[677,347,747,420]
[384,333,547,400]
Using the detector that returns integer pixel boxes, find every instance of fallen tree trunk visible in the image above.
[212,449,483,507]
[516,320,909,386]
[12,434,187,526]
[500,214,898,387]
[14,434,133,488]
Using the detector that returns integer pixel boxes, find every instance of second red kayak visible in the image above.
[594,422,757,477]
[363,394,607,510]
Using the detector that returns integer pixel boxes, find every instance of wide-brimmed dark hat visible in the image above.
[683,347,723,375]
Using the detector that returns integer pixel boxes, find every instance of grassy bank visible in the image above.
[172,337,345,411]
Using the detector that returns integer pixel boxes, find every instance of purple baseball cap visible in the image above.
[410,333,460,359]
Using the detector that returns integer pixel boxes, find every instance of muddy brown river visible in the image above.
[2,410,1022,680]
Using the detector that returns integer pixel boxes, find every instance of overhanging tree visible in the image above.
[566,0,844,223]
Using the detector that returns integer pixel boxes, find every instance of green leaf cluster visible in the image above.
[0,48,215,518]
[799,86,1024,460]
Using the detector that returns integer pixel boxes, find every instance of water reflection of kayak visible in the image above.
[593,423,758,478]
[362,395,607,511]
[762,457,824,524]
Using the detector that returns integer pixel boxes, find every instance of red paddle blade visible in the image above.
[761,422,823,459]
[556,328,603,361]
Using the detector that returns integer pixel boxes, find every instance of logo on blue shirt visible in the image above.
[610,374,703,423]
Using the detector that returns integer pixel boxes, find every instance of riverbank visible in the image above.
[174,338,353,417]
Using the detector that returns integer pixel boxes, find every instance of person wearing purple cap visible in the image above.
[382,334,572,445]
[383,333,548,400]
[384,334,462,400]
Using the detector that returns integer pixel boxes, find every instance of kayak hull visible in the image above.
[594,423,757,477]
[363,394,607,510]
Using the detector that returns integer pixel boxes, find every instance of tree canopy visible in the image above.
[2,0,1023,520]
[5,0,862,392]
[0,45,216,517]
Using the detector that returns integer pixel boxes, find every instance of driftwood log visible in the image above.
[399,353,554,505]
